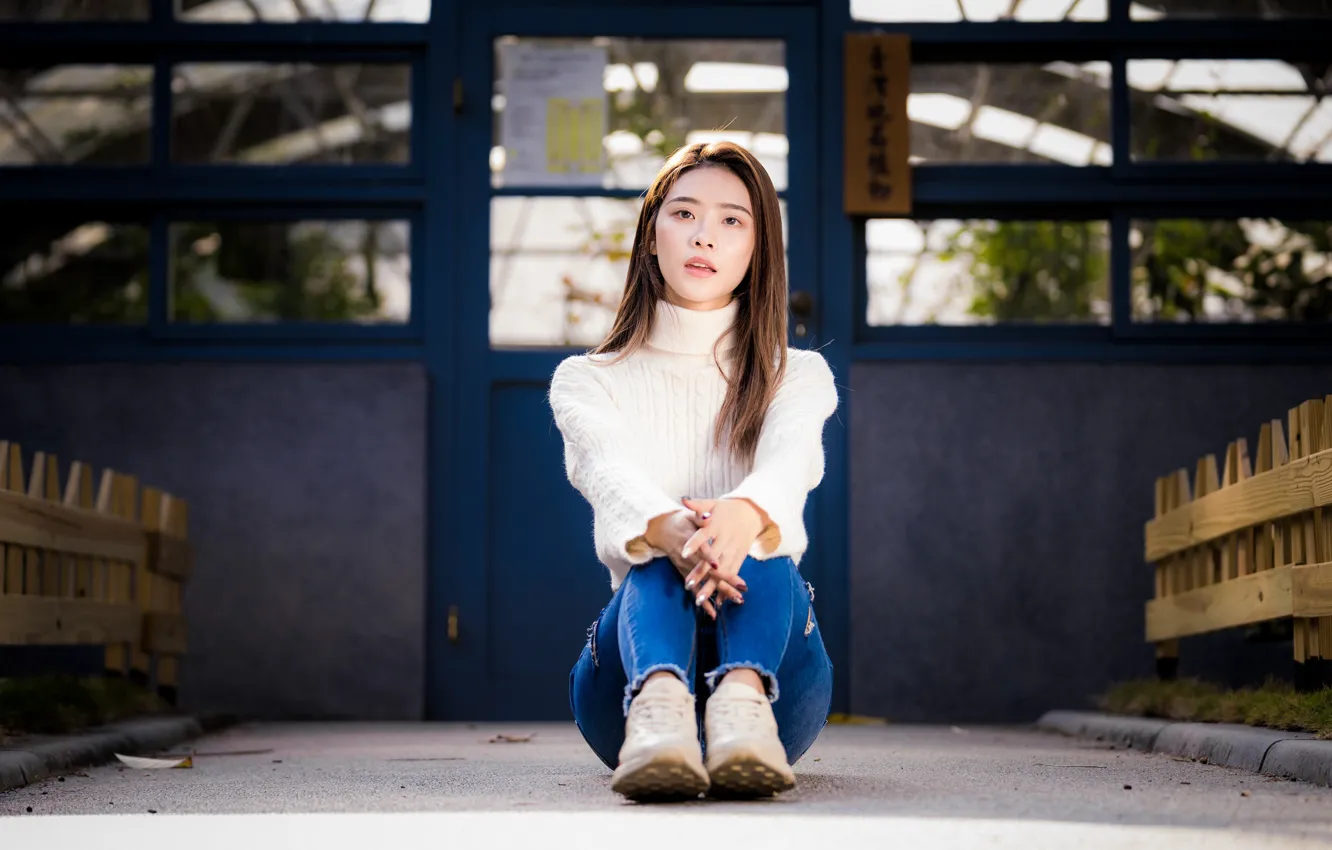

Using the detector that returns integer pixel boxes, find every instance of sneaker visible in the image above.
[703,681,796,798]
[610,676,710,802]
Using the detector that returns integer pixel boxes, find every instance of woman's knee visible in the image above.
[733,555,801,594]
[622,556,678,591]
[777,662,833,764]
[569,643,624,771]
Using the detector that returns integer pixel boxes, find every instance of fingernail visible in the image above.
[685,579,695,590]
[696,592,706,606]
[701,512,711,520]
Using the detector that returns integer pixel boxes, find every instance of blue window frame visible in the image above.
[0,1,432,360]
[838,0,1332,361]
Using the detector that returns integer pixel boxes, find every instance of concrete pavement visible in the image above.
[3,722,1332,847]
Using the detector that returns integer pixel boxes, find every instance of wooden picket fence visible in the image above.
[1144,395,1332,690]
[0,440,191,701]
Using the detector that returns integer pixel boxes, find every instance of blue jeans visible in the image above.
[569,555,833,770]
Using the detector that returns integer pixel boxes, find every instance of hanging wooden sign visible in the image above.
[844,33,911,216]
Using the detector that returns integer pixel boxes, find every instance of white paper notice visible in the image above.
[499,43,608,187]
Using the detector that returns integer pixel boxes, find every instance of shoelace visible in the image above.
[630,696,691,735]
[709,695,767,735]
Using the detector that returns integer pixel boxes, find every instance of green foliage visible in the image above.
[1101,677,1332,740]
[0,675,163,737]
[943,221,1109,323]
[2,220,390,324]
[0,224,149,323]
[945,216,1332,324]
[1134,219,1332,322]
[170,223,386,323]
[610,89,686,160]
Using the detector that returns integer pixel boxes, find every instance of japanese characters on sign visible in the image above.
[844,33,911,215]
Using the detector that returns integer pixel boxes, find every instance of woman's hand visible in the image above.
[680,497,765,606]
[644,509,746,618]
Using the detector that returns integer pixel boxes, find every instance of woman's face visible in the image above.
[652,165,756,311]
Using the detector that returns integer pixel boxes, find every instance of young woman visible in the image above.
[549,140,838,802]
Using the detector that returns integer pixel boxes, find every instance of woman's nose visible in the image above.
[692,230,714,249]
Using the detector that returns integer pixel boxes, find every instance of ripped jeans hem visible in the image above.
[623,663,692,716]
[704,662,780,704]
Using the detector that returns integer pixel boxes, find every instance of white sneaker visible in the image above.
[610,676,709,801]
[704,681,796,798]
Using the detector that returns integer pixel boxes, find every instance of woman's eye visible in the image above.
[675,210,693,219]
[724,217,740,226]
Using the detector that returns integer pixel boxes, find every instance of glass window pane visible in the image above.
[0,218,148,323]
[1131,218,1332,322]
[909,63,1112,165]
[1132,0,1332,19]
[0,0,148,20]
[172,63,411,165]
[866,219,1110,325]
[0,66,153,166]
[492,37,787,191]
[1130,59,1332,163]
[490,196,787,347]
[852,0,1107,22]
[176,0,428,22]
[169,220,410,323]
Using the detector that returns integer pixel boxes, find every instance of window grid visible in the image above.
[847,1,1332,343]
[3,2,1332,354]
[0,12,427,340]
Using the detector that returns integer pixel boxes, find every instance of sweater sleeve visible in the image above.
[721,350,839,557]
[548,355,683,566]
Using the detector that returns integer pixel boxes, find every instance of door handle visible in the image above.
[790,290,815,338]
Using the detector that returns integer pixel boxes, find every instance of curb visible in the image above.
[0,715,205,792]
[1036,710,1330,788]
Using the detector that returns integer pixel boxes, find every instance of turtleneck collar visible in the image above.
[646,299,739,356]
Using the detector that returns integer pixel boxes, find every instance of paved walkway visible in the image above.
[3,722,1332,847]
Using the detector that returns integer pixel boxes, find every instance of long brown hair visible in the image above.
[593,141,788,468]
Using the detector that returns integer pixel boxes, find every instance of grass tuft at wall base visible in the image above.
[0,674,164,740]
[1100,678,1332,740]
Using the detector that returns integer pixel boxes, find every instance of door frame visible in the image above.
[427,2,847,720]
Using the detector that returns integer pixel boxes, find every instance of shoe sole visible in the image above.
[611,753,710,803]
[706,750,796,799]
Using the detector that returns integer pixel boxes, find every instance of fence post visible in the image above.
[1,443,25,596]
[1291,400,1330,691]
[97,469,141,679]
[151,492,190,704]
[63,461,96,601]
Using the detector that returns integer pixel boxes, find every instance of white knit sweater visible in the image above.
[548,299,839,590]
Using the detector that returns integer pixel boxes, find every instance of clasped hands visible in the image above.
[644,497,766,619]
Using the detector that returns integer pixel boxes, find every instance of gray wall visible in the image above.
[848,361,1332,724]
[4,358,1326,725]
[0,363,427,721]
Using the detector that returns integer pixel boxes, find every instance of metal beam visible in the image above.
[0,23,428,54]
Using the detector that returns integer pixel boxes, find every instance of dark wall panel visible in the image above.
[0,363,427,720]
[849,361,1331,724]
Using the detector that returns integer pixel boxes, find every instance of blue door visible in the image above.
[430,4,826,721]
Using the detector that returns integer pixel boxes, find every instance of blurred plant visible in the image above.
[1133,219,1332,322]
[938,220,1109,323]
[909,217,1332,324]
[1,221,394,324]
[169,222,389,322]
[0,223,149,322]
